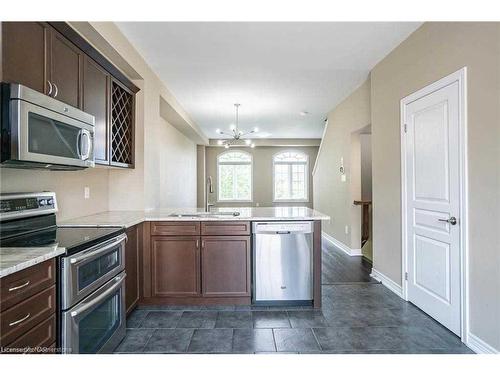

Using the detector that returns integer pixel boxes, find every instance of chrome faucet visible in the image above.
[206,176,214,212]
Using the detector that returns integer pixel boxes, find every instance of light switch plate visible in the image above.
[84,187,90,199]
[341,174,347,182]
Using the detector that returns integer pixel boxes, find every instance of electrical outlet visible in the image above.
[345,225,349,235]
[84,186,90,199]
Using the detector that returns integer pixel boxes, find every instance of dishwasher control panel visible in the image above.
[252,221,313,234]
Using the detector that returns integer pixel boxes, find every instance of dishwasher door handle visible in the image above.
[276,231,291,234]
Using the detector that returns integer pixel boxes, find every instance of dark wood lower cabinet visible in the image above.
[201,236,251,297]
[151,236,201,297]
[125,225,140,315]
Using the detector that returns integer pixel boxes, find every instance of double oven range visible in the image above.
[0,192,127,353]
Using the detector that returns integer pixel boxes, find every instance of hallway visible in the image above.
[322,240,377,284]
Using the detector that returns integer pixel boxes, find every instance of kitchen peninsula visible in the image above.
[59,207,329,310]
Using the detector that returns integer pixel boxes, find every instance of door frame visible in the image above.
[400,67,468,342]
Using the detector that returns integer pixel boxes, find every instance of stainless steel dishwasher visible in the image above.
[253,221,313,305]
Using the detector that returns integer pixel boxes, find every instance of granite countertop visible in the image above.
[1,207,329,278]
[59,207,330,229]
[0,245,65,278]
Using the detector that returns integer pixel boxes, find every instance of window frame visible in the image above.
[217,150,253,203]
[272,150,309,203]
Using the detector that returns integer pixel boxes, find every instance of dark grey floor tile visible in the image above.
[274,328,321,352]
[176,311,218,329]
[215,311,253,328]
[398,326,463,351]
[313,327,404,351]
[187,329,233,353]
[143,329,194,353]
[126,309,149,328]
[140,311,182,328]
[255,351,299,354]
[287,311,329,328]
[201,305,236,311]
[253,311,291,328]
[232,329,276,353]
[114,329,154,352]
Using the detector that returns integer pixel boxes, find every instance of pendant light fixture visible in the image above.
[216,103,258,148]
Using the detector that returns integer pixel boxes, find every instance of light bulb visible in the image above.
[229,124,236,131]
[245,139,251,145]
[217,140,223,145]
[216,128,221,134]
[250,143,255,148]
[253,127,259,132]
[224,144,230,149]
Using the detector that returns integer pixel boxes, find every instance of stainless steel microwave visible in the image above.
[1,83,95,170]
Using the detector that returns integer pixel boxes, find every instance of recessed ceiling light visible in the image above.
[299,111,309,116]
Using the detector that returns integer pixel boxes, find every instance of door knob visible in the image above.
[438,217,457,225]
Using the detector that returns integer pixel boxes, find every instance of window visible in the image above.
[273,151,308,201]
[217,151,252,201]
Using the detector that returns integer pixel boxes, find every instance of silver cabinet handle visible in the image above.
[47,81,53,96]
[438,217,457,225]
[9,313,30,327]
[196,240,199,249]
[8,280,30,292]
[53,83,58,98]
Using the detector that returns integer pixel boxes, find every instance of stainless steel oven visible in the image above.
[62,272,126,354]
[60,233,127,310]
[1,82,95,170]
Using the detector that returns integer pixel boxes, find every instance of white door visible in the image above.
[403,77,462,336]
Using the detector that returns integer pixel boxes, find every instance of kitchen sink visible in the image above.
[168,211,240,218]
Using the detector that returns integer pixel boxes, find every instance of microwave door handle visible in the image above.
[80,129,92,160]
[69,273,126,318]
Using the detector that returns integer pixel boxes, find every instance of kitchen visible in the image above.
[1,4,500,372]
[0,21,331,354]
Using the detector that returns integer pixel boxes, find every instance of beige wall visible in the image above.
[313,79,371,249]
[204,146,318,208]
[371,22,500,350]
[0,22,198,219]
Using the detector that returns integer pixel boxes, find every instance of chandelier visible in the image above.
[216,103,258,148]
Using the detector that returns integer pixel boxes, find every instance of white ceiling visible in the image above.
[116,22,421,139]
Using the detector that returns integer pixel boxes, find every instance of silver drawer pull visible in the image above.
[9,313,31,327]
[8,280,30,291]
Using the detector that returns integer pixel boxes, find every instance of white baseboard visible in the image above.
[322,232,362,256]
[466,332,499,354]
[370,268,403,298]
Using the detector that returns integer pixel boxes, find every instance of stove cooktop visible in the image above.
[0,226,125,255]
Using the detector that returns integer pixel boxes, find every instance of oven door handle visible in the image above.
[69,233,127,265]
[70,273,126,318]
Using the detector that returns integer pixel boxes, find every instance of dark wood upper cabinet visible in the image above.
[48,29,83,108]
[151,236,201,297]
[1,22,49,95]
[83,56,110,164]
[201,236,251,297]
[1,22,139,169]
[125,225,140,314]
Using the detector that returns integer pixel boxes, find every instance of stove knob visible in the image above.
[39,199,47,206]
[47,198,54,206]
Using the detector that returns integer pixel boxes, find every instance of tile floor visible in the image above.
[114,243,473,354]
[115,284,472,354]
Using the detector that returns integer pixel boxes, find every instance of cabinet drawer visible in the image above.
[6,314,56,353]
[151,221,200,236]
[201,221,250,236]
[0,285,56,346]
[0,259,55,312]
